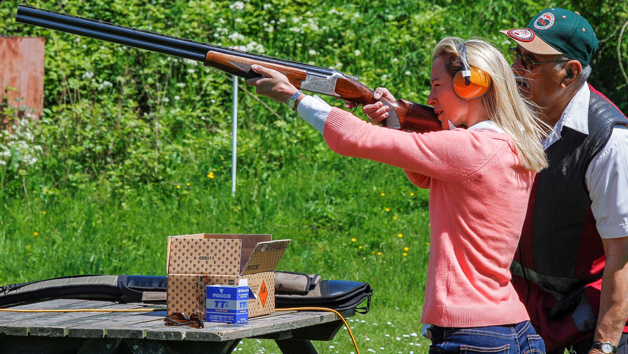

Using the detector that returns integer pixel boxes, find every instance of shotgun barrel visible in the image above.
[15,5,335,77]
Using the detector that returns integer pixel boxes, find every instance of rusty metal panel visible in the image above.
[0,37,45,119]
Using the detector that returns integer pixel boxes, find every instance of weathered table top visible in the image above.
[0,299,352,354]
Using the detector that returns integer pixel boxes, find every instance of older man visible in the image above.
[363,8,628,354]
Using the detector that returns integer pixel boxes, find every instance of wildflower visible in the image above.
[381,193,385,196]
[398,234,403,238]
[354,50,361,56]
[404,247,409,251]
[176,83,186,88]
[403,253,407,256]
[359,246,362,249]
[228,32,245,42]
[82,71,94,79]
[208,172,215,179]
[308,49,317,55]
[174,96,180,100]
[377,252,382,255]
[34,232,38,236]
[385,208,390,212]
[187,69,196,74]
[410,192,414,196]
[263,4,271,10]
[235,18,243,23]
[405,71,412,75]
[351,238,357,242]
[177,185,181,189]
[393,216,398,220]
[42,211,46,215]
[186,183,190,186]
[229,1,244,11]
[163,97,170,102]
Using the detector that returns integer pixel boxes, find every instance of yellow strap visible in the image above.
[276,307,360,354]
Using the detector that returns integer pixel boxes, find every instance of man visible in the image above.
[362,8,628,354]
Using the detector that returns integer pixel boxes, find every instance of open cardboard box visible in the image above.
[166,234,290,319]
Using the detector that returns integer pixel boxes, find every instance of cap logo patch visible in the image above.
[507,29,535,42]
[534,12,555,30]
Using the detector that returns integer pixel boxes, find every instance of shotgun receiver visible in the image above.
[15,5,442,133]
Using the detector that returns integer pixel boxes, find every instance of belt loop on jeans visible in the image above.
[429,325,446,344]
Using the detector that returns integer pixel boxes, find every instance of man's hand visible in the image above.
[360,87,396,125]
[590,236,628,354]
[245,65,298,104]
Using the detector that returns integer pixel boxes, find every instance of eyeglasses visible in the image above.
[508,48,570,71]
[164,312,204,329]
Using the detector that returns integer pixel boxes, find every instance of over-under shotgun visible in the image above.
[15,5,442,133]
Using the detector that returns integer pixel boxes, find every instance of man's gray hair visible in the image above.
[555,55,591,82]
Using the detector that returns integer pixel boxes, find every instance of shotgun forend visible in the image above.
[15,4,441,133]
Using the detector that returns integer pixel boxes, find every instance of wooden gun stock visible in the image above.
[206,51,443,133]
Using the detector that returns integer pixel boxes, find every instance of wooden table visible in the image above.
[0,299,353,354]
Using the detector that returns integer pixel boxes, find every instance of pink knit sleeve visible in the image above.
[323,108,506,182]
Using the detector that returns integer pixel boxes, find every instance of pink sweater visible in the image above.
[324,108,533,327]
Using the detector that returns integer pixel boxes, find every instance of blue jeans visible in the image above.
[429,321,546,354]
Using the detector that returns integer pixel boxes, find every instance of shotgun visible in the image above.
[15,5,442,133]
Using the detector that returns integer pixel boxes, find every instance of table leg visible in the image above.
[275,339,318,354]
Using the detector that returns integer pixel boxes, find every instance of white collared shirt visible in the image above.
[542,84,628,239]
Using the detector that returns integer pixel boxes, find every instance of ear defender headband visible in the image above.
[453,42,492,100]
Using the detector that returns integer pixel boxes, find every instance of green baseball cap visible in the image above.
[500,8,598,66]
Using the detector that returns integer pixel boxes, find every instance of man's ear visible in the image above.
[561,60,582,88]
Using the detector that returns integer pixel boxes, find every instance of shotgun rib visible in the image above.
[15,4,441,133]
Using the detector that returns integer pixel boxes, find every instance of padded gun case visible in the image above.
[1,272,372,314]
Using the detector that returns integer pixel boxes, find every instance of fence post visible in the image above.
[231,75,238,196]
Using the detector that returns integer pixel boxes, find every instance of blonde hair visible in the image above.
[433,37,549,172]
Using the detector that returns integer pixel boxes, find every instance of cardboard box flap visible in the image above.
[201,234,271,271]
[241,239,291,275]
[168,238,241,275]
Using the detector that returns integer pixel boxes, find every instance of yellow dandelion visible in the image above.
[381,193,385,196]
[393,216,398,220]
[426,242,430,246]
[176,185,181,189]
[410,192,414,196]
[404,247,409,251]
[208,172,215,179]
[34,232,38,236]
[372,251,375,254]
[186,183,191,186]
[377,252,382,255]
[42,211,46,215]
[359,246,363,249]
[385,208,390,212]
[403,253,408,257]
[351,238,357,242]
[398,234,403,238]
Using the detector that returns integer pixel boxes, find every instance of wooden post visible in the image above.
[0,37,45,120]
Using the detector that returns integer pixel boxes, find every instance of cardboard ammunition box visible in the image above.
[166,234,290,319]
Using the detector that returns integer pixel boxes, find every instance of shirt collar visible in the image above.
[467,120,506,134]
[542,83,590,150]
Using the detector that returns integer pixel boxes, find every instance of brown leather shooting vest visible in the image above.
[511,85,627,351]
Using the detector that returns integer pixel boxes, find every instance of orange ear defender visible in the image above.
[453,42,492,100]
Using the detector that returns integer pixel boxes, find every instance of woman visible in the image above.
[246,37,548,354]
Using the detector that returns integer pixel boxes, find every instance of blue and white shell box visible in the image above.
[206,279,256,324]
